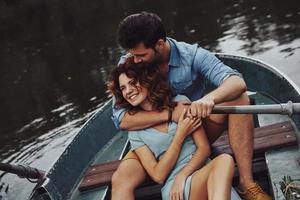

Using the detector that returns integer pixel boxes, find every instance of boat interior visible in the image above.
[68,91,300,200]
[29,54,300,200]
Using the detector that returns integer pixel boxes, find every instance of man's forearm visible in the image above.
[206,75,247,104]
[120,110,168,130]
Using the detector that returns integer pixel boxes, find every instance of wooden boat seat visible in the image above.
[78,121,298,194]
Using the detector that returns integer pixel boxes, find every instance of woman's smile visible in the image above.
[126,92,142,104]
[119,73,149,107]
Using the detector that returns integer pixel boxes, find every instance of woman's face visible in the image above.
[119,73,149,107]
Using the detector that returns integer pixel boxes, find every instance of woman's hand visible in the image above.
[176,109,202,139]
[169,174,187,200]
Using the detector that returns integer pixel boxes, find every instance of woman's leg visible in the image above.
[111,151,147,200]
[189,154,234,200]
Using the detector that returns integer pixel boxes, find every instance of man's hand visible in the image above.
[188,95,215,118]
[172,101,190,123]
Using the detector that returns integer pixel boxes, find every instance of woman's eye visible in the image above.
[130,79,137,85]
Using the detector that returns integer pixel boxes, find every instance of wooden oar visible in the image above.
[212,101,300,116]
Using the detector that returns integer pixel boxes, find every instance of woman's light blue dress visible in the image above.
[128,95,196,200]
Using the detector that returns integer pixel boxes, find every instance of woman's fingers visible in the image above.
[196,118,203,126]
[190,117,201,126]
[195,120,202,129]
[206,105,212,116]
[173,192,180,200]
[179,191,183,200]
[189,118,202,132]
[192,117,201,124]
[170,192,179,200]
[173,193,177,200]
[179,108,187,123]
[189,106,197,118]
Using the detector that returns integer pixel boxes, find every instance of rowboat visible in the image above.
[19,54,300,199]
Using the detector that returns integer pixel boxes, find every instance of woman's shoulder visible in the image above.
[172,95,190,102]
[128,130,142,140]
[128,128,152,140]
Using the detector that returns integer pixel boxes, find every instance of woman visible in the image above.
[108,58,234,200]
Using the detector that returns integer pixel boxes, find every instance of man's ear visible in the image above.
[155,39,165,50]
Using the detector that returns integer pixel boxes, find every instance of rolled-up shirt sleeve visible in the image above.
[111,96,127,130]
[173,94,190,102]
[193,48,242,87]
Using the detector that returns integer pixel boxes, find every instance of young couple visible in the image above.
[108,12,271,200]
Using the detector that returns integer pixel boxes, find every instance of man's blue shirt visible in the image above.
[112,38,241,129]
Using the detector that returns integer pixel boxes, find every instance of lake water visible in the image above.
[0,0,299,199]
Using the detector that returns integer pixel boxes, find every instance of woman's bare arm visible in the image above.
[120,110,168,130]
[174,126,211,179]
[168,125,210,200]
[134,133,185,184]
[133,111,202,184]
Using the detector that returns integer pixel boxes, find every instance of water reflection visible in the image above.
[0,0,299,199]
[0,105,101,199]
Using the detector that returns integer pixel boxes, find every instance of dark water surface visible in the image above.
[0,0,299,199]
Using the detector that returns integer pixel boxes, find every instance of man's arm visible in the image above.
[205,75,246,104]
[190,49,247,118]
[123,95,192,129]
[120,110,168,130]
[120,102,191,130]
[112,95,168,131]
[189,75,247,118]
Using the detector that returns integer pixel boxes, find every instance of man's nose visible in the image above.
[134,56,142,63]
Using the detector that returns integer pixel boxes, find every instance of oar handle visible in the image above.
[212,101,300,116]
[0,163,45,180]
[291,101,300,114]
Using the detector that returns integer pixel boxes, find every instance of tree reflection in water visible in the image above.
[0,0,299,199]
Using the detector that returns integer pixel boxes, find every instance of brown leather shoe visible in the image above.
[237,183,272,200]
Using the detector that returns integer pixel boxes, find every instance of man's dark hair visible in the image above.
[118,12,166,49]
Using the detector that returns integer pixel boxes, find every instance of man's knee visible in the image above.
[221,92,250,106]
[235,92,250,105]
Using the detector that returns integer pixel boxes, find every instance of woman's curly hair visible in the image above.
[108,57,176,114]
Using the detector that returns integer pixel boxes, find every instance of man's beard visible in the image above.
[144,50,164,71]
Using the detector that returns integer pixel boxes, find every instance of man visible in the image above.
[111,12,271,200]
